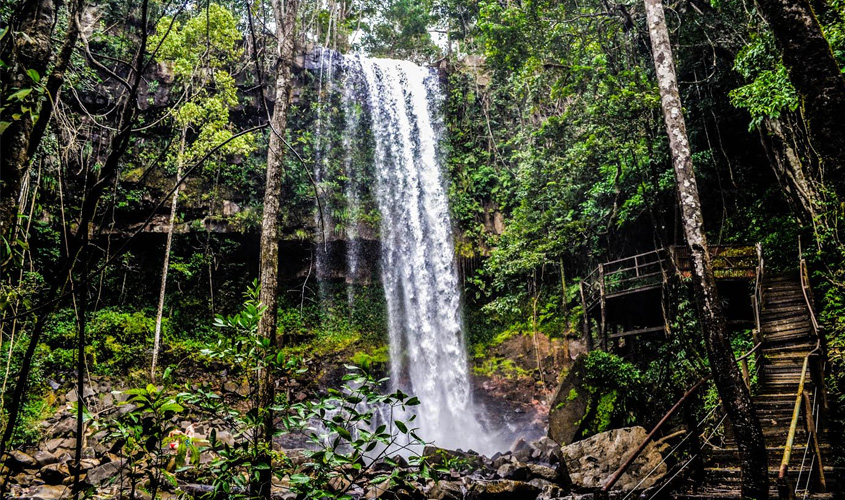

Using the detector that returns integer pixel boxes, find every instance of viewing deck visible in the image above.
[580,244,761,349]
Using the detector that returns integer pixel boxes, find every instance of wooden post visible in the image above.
[741,358,750,389]
[802,390,827,492]
[598,264,607,351]
[580,282,593,351]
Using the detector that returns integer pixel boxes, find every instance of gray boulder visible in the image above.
[560,426,667,492]
[83,459,124,486]
[8,450,37,469]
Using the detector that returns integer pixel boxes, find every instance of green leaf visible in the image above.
[394,420,408,434]
[9,88,32,101]
[26,69,40,83]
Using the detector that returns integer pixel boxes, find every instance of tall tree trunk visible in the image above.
[150,131,186,380]
[754,0,845,188]
[0,0,56,237]
[0,0,84,237]
[254,0,298,498]
[643,1,769,498]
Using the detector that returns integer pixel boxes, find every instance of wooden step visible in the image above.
[709,445,833,465]
[761,317,810,330]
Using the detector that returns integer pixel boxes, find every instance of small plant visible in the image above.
[105,366,187,498]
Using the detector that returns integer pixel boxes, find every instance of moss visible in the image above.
[472,356,531,379]
[593,390,618,434]
[350,345,389,369]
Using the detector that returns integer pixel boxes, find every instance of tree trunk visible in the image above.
[0,0,84,237]
[643,1,769,498]
[0,0,57,237]
[253,0,298,498]
[150,131,186,380]
[754,0,845,188]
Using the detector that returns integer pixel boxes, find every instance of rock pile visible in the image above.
[1,375,670,500]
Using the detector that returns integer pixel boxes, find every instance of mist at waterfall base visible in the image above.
[309,52,517,456]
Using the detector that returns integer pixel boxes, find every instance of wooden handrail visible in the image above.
[777,251,826,498]
[777,344,820,499]
[802,390,826,491]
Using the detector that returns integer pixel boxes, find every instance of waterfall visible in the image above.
[340,55,498,454]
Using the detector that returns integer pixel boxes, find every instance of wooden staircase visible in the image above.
[674,272,837,500]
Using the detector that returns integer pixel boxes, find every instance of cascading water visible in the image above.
[308,50,505,454]
[343,55,500,454]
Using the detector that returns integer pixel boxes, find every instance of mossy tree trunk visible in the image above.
[254,0,299,498]
[0,0,84,238]
[755,0,845,190]
[643,0,769,498]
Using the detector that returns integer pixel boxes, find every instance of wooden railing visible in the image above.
[671,244,759,279]
[582,244,760,314]
[751,243,765,383]
[777,252,826,499]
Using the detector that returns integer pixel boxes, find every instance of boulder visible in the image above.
[496,462,529,481]
[83,460,124,486]
[34,451,58,468]
[469,479,542,499]
[527,463,569,486]
[26,484,69,500]
[427,480,465,500]
[529,437,562,464]
[39,463,70,484]
[548,357,590,445]
[560,426,667,491]
[8,450,37,469]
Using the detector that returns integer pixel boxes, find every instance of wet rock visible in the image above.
[496,462,530,481]
[34,451,58,468]
[8,450,37,469]
[560,426,667,491]
[83,460,123,486]
[39,463,70,484]
[548,357,590,445]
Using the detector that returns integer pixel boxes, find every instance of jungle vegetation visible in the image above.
[1,0,844,498]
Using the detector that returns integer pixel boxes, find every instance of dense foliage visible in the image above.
[1,0,845,495]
